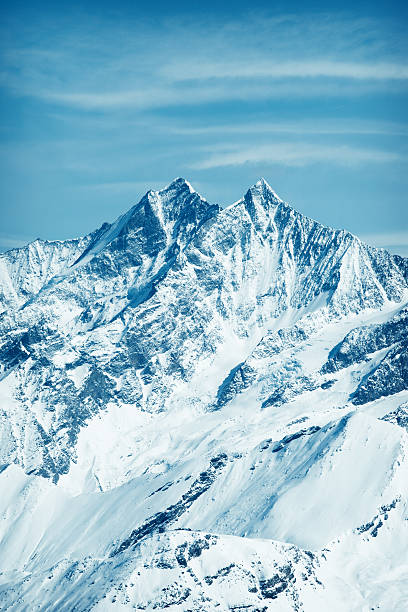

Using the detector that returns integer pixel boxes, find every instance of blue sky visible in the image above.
[1,0,407,254]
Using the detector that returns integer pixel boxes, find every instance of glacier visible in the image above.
[0,177,407,610]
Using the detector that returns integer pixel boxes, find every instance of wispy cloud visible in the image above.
[1,13,408,111]
[191,143,404,170]
[163,60,408,82]
[172,119,408,137]
[0,9,406,247]
[37,82,397,111]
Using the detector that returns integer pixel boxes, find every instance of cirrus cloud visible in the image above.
[191,143,404,169]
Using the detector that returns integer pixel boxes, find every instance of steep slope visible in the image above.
[0,178,406,481]
[0,236,89,315]
[0,178,407,611]
[0,179,219,477]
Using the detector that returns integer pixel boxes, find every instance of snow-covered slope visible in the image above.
[0,178,407,610]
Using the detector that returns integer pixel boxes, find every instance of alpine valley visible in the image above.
[0,177,407,611]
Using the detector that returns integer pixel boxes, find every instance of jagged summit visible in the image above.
[157,177,284,212]
[159,177,196,194]
[123,177,218,235]
[1,178,407,321]
[1,176,408,610]
[250,177,283,202]
[142,177,196,204]
[145,177,284,221]
[69,178,219,272]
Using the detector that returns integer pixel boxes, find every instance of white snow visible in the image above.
[0,178,407,610]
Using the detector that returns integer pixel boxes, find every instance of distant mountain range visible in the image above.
[0,178,407,610]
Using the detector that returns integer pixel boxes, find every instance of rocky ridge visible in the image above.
[0,178,407,610]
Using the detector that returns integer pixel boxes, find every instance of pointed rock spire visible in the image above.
[249,178,283,203]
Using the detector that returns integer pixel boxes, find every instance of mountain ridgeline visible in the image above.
[0,178,407,479]
[0,178,407,611]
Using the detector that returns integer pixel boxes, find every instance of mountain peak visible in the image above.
[255,177,271,189]
[158,177,196,196]
[142,177,218,227]
[248,178,284,204]
[2,174,408,611]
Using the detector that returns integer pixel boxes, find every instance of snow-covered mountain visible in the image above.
[0,178,407,610]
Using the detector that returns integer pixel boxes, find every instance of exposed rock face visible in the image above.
[0,178,407,611]
[322,306,408,404]
[323,306,407,372]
